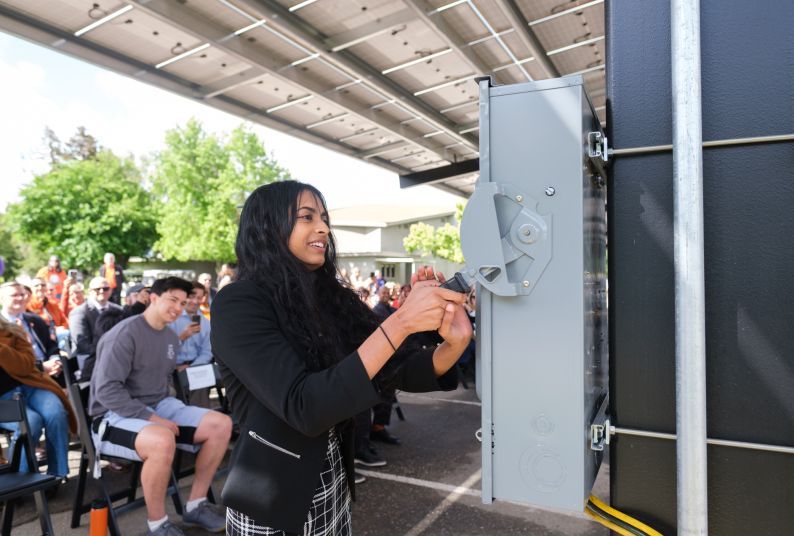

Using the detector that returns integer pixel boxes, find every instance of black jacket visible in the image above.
[21,312,59,360]
[68,301,122,374]
[211,280,457,533]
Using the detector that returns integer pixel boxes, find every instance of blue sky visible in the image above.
[0,32,462,211]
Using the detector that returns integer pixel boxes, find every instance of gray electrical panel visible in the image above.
[461,76,608,512]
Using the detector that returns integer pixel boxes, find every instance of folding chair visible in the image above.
[67,383,183,536]
[172,362,228,414]
[59,354,80,389]
[0,393,59,536]
[171,363,227,493]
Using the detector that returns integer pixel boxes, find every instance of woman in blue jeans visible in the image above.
[0,316,76,478]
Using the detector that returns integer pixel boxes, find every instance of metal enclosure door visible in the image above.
[466,77,608,512]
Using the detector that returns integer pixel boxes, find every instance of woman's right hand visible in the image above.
[391,280,466,335]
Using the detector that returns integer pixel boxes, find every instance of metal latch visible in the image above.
[589,394,610,452]
[587,131,609,183]
[588,131,608,161]
[590,418,611,452]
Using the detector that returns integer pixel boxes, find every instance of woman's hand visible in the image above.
[391,280,465,336]
[438,302,473,349]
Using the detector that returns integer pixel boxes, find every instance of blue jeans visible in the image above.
[0,386,70,477]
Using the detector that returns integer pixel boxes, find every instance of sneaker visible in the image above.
[147,521,185,536]
[370,428,401,445]
[182,500,225,533]
[354,448,386,467]
[354,471,367,484]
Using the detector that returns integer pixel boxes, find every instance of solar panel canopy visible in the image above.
[0,0,605,195]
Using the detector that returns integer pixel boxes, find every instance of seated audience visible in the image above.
[59,279,85,318]
[123,283,151,317]
[27,277,69,329]
[0,316,76,480]
[169,281,213,407]
[69,277,122,378]
[0,282,61,377]
[90,277,231,536]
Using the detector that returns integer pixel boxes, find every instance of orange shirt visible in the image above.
[35,267,67,300]
[27,297,69,329]
[104,263,117,289]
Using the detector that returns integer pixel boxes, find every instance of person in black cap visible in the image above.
[123,283,151,317]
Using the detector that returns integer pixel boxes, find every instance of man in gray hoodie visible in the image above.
[90,277,231,536]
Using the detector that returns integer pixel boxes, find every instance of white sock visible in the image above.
[147,516,168,532]
[186,497,207,513]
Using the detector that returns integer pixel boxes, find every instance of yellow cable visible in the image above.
[589,494,664,536]
[584,506,638,536]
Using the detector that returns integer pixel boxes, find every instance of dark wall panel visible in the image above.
[699,1,794,139]
[607,0,794,532]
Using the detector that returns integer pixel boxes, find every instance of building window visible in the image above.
[380,264,396,279]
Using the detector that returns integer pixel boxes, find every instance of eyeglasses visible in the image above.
[91,287,110,292]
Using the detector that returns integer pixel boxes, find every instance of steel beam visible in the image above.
[200,66,268,98]
[402,0,492,79]
[233,0,479,153]
[493,0,560,78]
[399,158,478,188]
[132,0,456,161]
[325,9,415,52]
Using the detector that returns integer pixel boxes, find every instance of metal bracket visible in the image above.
[587,131,609,184]
[589,394,610,452]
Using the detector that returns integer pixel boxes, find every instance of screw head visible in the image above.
[522,280,530,287]
[545,187,556,196]
[516,195,523,202]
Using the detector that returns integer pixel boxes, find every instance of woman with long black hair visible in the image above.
[211,181,472,535]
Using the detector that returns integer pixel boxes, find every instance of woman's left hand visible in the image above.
[438,301,473,348]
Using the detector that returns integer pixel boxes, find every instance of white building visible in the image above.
[330,204,463,285]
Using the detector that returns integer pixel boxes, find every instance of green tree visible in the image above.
[151,119,292,262]
[43,126,100,165]
[6,151,158,272]
[403,202,466,264]
[0,214,26,280]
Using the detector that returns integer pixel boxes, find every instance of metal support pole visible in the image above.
[671,0,708,534]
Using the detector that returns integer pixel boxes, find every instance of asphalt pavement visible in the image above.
[13,384,608,535]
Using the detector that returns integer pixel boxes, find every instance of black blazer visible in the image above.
[21,312,59,360]
[211,280,457,533]
[68,302,122,370]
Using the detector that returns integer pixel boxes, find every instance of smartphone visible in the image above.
[191,314,202,330]
[67,269,78,279]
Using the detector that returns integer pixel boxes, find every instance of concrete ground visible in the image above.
[13,384,608,535]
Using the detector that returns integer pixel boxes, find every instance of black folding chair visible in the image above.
[172,363,228,414]
[171,363,227,494]
[67,383,183,536]
[59,353,80,389]
[0,394,58,536]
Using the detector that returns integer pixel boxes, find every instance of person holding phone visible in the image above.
[168,281,213,408]
[211,181,472,535]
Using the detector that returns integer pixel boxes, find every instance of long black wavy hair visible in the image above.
[235,181,378,371]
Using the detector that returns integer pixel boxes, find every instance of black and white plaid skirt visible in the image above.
[226,428,351,536]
